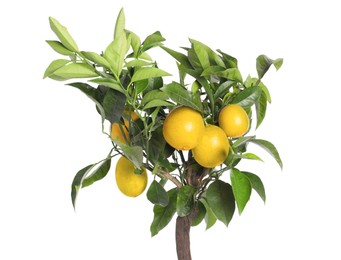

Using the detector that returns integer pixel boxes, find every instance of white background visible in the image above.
[1,0,340,259]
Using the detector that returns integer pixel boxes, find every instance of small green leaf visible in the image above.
[214,81,235,100]
[82,158,111,188]
[46,40,74,56]
[89,78,125,94]
[114,8,125,39]
[131,67,171,83]
[143,99,174,110]
[147,180,169,207]
[141,31,165,52]
[217,49,238,68]
[232,135,256,149]
[242,171,266,203]
[125,59,154,68]
[206,180,235,227]
[231,86,262,108]
[49,17,79,52]
[102,88,126,124]
[150,188,178,237]
[200,198,217,230]
[81,51,111,68]
[249,139,283,169]
[161,46,192,68]
[234,152,264,162]
[202,67,243,83]
[71,164,95,209]
[121,145,143,169]
[230,168,252,214]
[104,34,128,77]
[255,90,267,129]
[177,186,196,217]
[126,30,141,57]
[141,90,169,105]
[256,55,283,79]
[43,59,70,79]
[161,82,203,111]
[53,62,98,79]
[191,201,206,227]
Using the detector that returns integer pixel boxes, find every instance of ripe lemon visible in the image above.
[162,106,205,150]
[111,111,139,144]
[218,104,249,138]
[192,125,230,168]
[115,156,148,197]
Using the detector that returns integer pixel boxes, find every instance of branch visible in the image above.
[161,170,182,189]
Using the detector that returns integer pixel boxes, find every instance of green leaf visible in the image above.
[150,188,178,236]
[202,67,243,83]
[141,89,169,105]
[206,180,235,227]
[255,90,267,129]
[190,39,225,68]
[141,31,165,52]
[121,145,143,169]
[232,135,256,149]
[104,34,128,77]
[71,164,95,209]
[46,40,74,56]
[200,198,217,230]
[214,81,235,100]
[230,168,252,214]
[89,78,125,94]
[234,152,264,162]
[143,99,174,110]
[125,59,154,68]
[256,55,283,79]
[147,180,169,207]
[249,139,283,169]
[82,158,111,188]
[43,59,69,79]
[114,8,125,39]
[131,67,171,83]
[81,51,111,68]
[231,86,262,108]
[53,62,98,79]
[161,82,203,111]
[217,49,238,68]
[242,171,266,203]
[177,186,196,217]
[49,17,79,52]
[191,201,206,227]
[161,46,193,69]
[102,88,126,124]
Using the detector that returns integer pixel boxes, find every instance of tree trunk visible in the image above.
[175,210,197,260]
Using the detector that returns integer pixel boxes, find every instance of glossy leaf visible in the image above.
[104,34,127,77]
[161,46,192,68]
[255,90,267,129]
[71,164,94,209]
[249,139,283,169]
[49,17,79,52]
[141,89,169,105]
[230,168,252,214]
[141,31,165,52]
[200,198,217,230]
[242,171,266,203]
[147,180,169,207]
[89,78,125,94]
[161,82,203,112]
[177,186,196,217]
[256,55,283,79]
[214,81,235,100]
[234,152,264,162]
[114,8,125,39]
[150,188,178,237]
[217,49,238,68]
[46,40,74,56]
[53,62,98,79]
[202,67,243,83]
[191,201,206,227]
[81,51,111,69]
[82,158,111,188]
[43,59,69,78]
[131,67,171,83]
[143,99,174,110]
[102,88,126,124]
[206,180,235,227]
[232,135,256,149]
[231,86,262,108]
[121,145,144,169]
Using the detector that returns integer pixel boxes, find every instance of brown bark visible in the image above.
[175,209,198,260]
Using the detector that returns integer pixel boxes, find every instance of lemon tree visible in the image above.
[44,8,283,260]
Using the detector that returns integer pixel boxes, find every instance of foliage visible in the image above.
[44,8,283,234]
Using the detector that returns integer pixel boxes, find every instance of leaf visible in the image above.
[49,17,79,52]
[102,88,126,124]
[71,164,95,209]
[256,55,283,79]
[231,86,262,108]
[104,34,128,77]
[202,67,243,83]
[43,59,70,79]
[141,90,169,105]
[46,40,74,56]
[234,152,264,162]
[53,62,98,79]
[177,186,196,217]
[160,46,192,69]
[143,99,174,110]
[200,198,217,230]
[121,145,143,169]
[249,139,283,169]
[161,82,203,111]
[242,171,266,203]
[126,30,141,57]
[255,90,267,129]
[131,67,171,83]
[232,135,256,149]
[89,78,125,94]
[150,188,178,237]
[141,31,165,52]
[114,8,125,39]
[206,180,235,227]
[147,180,169,207]
[191,201,206,227]
[230,168,252,214]
[190,39,225,68]
[217,49,238,68]
[214,81,235,100]
[81,51,111,68]
[82,158,111,188]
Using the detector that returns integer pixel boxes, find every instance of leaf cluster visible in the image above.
[44,8,283,234]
